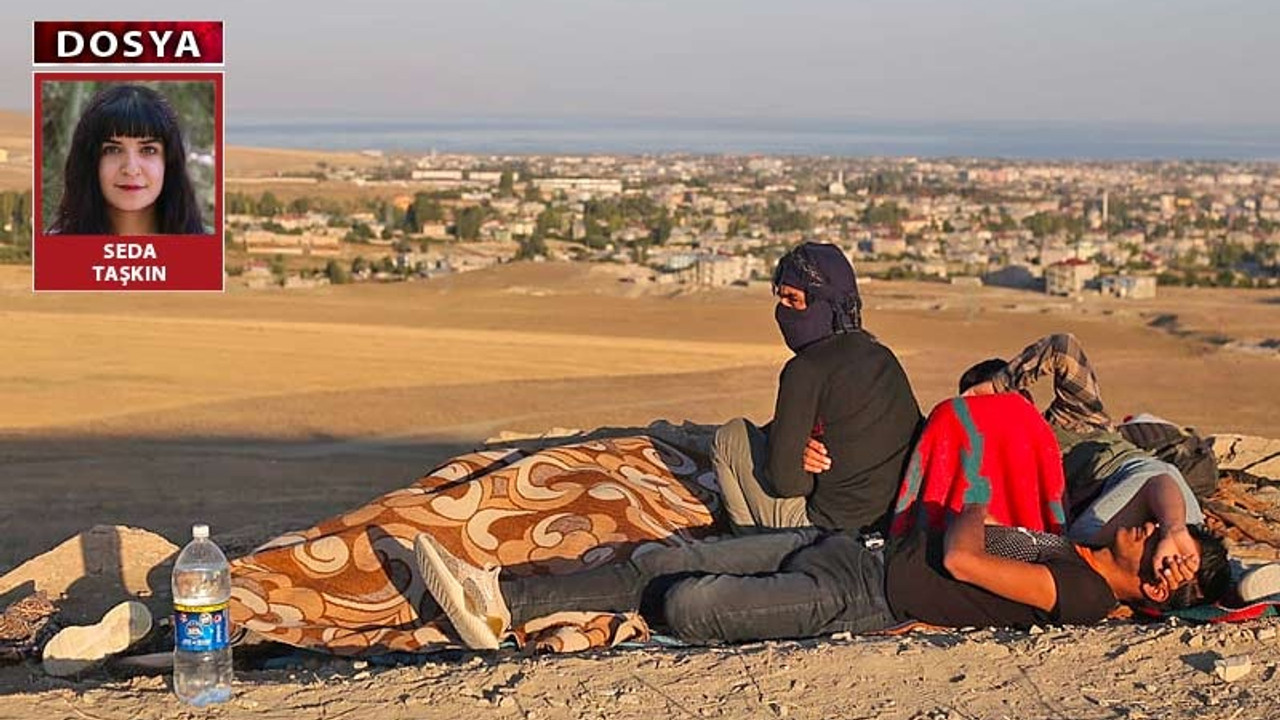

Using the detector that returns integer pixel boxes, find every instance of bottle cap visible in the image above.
[192,524,210,539]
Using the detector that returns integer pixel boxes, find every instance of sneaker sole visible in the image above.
[413,535,500,650]
[42,601,152,677]
[1239,564,1280,603]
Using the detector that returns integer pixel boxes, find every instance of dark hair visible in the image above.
[958,358,1008,394]
[50,84,204,235]
[1163,525,1232,610]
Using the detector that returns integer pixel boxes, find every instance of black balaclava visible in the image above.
[772,243,863,353]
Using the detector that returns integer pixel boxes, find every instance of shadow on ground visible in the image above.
[0,433,479,575]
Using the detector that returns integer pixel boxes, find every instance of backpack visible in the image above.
[1118,415,1219,499]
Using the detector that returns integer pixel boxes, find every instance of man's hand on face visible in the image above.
[1157,553,1198,595]
[1153,525,1201,588]
[803,437,831,474]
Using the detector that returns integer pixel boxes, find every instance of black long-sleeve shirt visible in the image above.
[765,331,922,531]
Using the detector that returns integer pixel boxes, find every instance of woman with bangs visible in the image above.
[49,84,206,236]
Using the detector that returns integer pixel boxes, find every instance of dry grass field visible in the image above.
[225,146,385,177]
[3,261,1279,572]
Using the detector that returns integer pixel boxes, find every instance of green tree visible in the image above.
[1210,242,1246,269]
[269,254,287,285]
[403,193,445,233]
[498,170,515,197]
[258,192,283,217]
[344,222,375,243]
[533,206,563,240]
[516,234,548,260]
[324,259,350,284]
[765,201,811,233]
[862,201,907,232]
[227,192,256,215]
[650,208,673,245]
[454,206,486,240]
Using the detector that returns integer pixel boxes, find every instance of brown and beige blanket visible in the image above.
[228,436,725,655]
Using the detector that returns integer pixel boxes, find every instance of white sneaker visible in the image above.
[1238,564,1280,603]
[413,534,510,650]
[42,601,152,677]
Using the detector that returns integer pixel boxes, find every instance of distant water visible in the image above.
[227,116,1280,161]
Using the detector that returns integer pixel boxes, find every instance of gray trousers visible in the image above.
[711,418,810,534]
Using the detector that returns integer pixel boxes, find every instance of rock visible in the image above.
[1257,628,1277,641]
[352,660,369,670]
[1028,625,1045,635]
[1211,435,1280,480]
[1214,655,1252,683]
[0,525,178,624]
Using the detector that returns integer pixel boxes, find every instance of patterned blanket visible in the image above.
[228,435,724,655]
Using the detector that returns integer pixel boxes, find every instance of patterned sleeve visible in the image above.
[991,334,1113,434]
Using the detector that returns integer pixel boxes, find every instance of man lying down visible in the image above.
[417,502,1227,650]
[416,399,1232,651]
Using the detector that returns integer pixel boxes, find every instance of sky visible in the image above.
[3,0,1278,126]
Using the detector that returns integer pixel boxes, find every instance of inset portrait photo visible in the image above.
[38,78,215,236]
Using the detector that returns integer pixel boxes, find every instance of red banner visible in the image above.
[33,236,224,291]
[34,21,223,65]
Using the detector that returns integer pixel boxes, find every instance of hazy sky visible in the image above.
[5,0,1277,125]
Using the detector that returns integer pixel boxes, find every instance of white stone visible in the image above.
[1214,655,1252,683]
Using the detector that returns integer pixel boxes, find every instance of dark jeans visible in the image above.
[502,529,896,644]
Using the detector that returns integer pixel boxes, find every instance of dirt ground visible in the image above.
[2,261,1280,718]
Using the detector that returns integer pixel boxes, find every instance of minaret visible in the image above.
[1102,191,1109,228]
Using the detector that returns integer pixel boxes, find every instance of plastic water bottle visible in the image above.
[171,524,233,706]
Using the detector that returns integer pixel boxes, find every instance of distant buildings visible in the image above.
[532,177,624,198]
[1045,259,1099,296]
[1100,274,1157,300]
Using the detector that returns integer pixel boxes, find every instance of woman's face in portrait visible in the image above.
[98,135,165,215]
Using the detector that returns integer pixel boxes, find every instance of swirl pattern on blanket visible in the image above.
[228,435,723,655]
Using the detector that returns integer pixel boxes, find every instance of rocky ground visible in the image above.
[2,619,1280,720]
[1,431,1279,720]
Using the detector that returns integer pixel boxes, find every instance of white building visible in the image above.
[1045,260,1099,296]
[532,178,624,197]
[1100,274,1157,300]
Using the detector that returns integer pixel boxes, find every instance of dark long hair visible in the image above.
[50,84,205,235]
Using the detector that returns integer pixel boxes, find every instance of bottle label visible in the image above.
[173,602,230,653]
